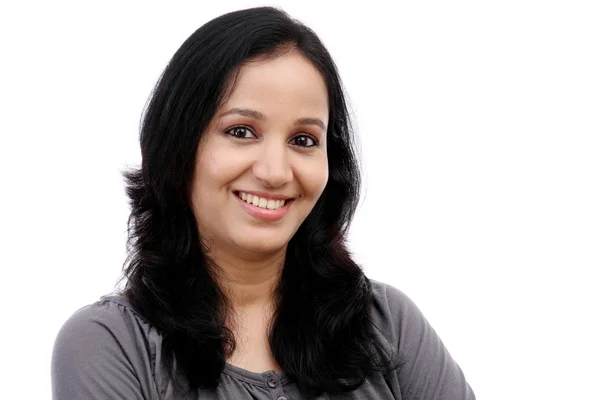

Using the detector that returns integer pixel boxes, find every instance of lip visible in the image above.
[234,192,293,221]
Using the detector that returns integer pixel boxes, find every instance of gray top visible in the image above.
[51,280,475,399]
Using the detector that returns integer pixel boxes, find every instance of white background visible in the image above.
[1,1,598,398]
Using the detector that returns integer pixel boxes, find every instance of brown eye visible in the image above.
[225,126,255,139]
[291,135,317,148]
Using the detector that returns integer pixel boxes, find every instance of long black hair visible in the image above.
[118,6,398,397]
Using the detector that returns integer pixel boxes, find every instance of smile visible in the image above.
[234,191,294,221]
[235,191,289,210]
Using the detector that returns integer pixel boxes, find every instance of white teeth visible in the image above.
[237,192,286,210]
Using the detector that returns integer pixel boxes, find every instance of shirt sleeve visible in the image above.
[384,284,476,400]
[51,301,153,400]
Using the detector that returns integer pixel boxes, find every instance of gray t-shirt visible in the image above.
[51,279,475,399]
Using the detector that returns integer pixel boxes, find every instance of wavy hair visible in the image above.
[118,6,398,397]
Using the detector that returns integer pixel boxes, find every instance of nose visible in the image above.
[251,138,293,188]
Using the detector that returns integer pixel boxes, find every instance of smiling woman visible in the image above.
[50,6,475,400]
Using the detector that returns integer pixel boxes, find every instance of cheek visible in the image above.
[191,152,225,216]
[192,151,241,226]
[194,147,243,189]
[297,156,329,199]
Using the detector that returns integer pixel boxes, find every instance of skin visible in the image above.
[190,49,329,372]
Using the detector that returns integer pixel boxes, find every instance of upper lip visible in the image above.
[234,190,294,201]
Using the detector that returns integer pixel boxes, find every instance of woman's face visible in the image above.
[191,50,329,259]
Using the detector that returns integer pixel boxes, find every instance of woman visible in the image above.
[51,7,475,400]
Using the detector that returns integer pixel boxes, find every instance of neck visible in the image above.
[210,247,285,310]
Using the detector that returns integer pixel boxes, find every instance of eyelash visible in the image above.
[224,126,319,148]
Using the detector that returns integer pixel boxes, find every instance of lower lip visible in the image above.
[235,193,293,221]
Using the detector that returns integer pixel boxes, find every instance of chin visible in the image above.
[232,234,290,257]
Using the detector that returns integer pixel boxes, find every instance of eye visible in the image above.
[290,135,318,148]
[225,126,256,139]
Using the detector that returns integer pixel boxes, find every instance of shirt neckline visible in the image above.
[222,362,289,386]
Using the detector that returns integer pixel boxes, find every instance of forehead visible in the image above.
[222,51,329,120]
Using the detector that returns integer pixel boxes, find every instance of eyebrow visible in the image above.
[218,108,327,131]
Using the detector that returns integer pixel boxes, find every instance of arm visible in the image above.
[51,304,150,400]
[385,285,476,400]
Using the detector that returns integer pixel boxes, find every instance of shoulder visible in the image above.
[368,279,477,399]
[369,278,413,308]
[53,293,158,358]
[368,279,440,357]
[57,293,149,333]
[51,294,162,399]
[369,279,424,341]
